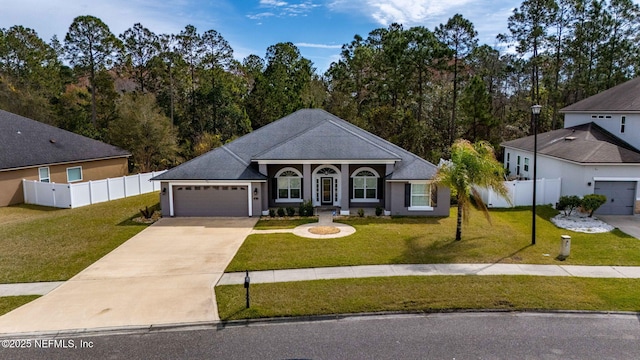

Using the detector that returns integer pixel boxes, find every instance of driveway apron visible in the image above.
[0,217,257,334]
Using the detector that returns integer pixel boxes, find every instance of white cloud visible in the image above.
[250,0,319,20]
[296,42,343,49]
[247,12,276,20]
[330,0,477,26]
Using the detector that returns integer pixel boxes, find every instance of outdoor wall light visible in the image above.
[587,182,592,187]
[253,187,258,196]
[162,187,167,195]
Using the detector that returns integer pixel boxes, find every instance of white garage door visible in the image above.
[593,181,636,215]
[173,185,248,217]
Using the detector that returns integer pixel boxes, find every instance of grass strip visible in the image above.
[253,218,318,230]
[0,296,40,316]
[216,276,640,320]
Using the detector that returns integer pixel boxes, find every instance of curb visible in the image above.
[2,309,639,339]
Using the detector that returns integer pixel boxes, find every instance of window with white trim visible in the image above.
[276,169,301,201]
[621,116,626,133]
[352,169,378,200]
[38,167,50,183]
[524,158,529,172]
[409,183,431,210]
[66,166,82,183]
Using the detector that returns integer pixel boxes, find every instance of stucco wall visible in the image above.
[389,182,450,217]
[0,157,129,206]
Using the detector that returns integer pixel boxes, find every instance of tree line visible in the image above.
[1,0,639,171]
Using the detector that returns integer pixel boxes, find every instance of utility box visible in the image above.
[559,235,571,260]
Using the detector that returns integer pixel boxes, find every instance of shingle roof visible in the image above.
[153,109,437,181]
[0,110,130,171]
[560,77,640,113]
[501,122,640,164]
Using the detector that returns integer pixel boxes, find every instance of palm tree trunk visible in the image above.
[455,201,463,241]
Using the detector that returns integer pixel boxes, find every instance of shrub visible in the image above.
[298,200,314,217]
[139,206,154,219]
[357,208,365,217]
[581,194,607,217]
[557,195,581,216]
[375,206,383,216]
[269,209,275,218]
[286,207,296,217]
[277,207,285,217]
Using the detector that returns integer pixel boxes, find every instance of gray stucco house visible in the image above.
[153,109,450,217]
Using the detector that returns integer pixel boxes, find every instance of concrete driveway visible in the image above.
[0,217,257,334]
[598,215,640,239]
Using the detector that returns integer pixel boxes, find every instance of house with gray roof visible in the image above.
[153,109,450,217]
[0,109,130,206]
[501,77,640,215]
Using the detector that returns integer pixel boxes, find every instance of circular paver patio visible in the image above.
[292,222,356,238]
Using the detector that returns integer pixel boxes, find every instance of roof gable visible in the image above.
[0,110,130,171]
[561,77,640,113]
[253,119,401,161]
[501,122,640,164]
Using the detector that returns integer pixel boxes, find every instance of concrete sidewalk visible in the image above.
[218,263,640,285]
[0,282,64,296]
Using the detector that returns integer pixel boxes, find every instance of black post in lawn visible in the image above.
[531,104,542,245]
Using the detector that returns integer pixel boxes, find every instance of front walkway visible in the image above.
[218,263,640,285]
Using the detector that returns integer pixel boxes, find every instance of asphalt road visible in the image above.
[1,312,639,359]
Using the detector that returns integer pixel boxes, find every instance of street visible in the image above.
[1,312,639,359]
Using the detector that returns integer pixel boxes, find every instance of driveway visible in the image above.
[0,217,257,334]
[598,215,640,239]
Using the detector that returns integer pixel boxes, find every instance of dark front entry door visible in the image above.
[321,177,333,204]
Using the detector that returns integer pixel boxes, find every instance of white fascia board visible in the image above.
[593,177,640,182]
[255,159,398,165]
[165,180,265,186]
[385,179,434,182]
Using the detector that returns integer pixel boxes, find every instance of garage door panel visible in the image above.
[594,181,636,215]
[173,185,248,217]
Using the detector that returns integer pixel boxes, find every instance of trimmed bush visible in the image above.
[581,194,607,217]
[375,206,383,216]
[357,208,365,217]
[286,207,296,217]
[298,200,314,217]
[269,209,276,218]
[277,207,285,217]
[557,195,581,216]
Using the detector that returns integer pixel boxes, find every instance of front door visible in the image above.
[321,177,333,205]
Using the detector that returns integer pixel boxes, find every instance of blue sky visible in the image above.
[0,0,603,74]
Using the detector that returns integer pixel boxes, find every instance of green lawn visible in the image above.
[216,276,640,320]
[0,296,40,316]
[227,206,640,272]
[0,192,159,283]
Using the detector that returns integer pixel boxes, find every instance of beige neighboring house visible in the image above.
[0,109,131,206]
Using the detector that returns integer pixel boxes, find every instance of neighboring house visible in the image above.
[152,109,450,217]
[0,110,131,206]
[501,77,640,215]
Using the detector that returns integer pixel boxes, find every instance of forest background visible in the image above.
[1,0,639,172]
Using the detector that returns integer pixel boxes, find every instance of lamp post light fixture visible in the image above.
[531,104,542,245]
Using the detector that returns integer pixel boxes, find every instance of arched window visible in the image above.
[351,168,379,200]
[276,168,302,200]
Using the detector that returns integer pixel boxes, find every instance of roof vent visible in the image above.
[50,139,56,144]
[564,136,577,141]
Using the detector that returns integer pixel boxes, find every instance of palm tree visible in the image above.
[434,139,510,241]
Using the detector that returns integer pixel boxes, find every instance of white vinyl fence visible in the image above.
[475,178,562,208]
[23,171,166,209]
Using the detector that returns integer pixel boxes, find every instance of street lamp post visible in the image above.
[531,104,542,246]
